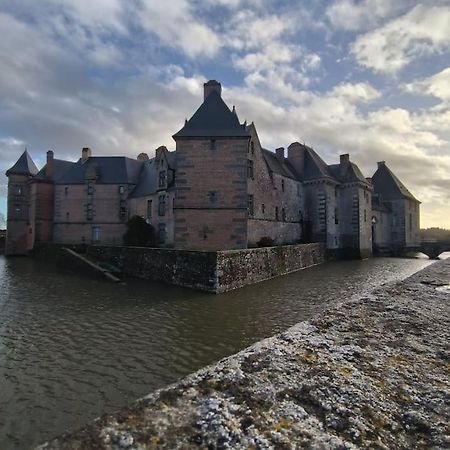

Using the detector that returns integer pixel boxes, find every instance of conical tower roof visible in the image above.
[6,150,39,176]
[173,90,249,139]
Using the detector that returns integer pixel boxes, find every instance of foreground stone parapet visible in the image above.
[38,259,450,449]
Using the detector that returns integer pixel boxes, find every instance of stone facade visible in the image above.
[174,138,248,250]
[5,80,421,258]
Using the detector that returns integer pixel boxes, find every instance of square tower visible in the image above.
[172,81,250,250]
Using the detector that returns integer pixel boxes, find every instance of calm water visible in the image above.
[0,253,440,449]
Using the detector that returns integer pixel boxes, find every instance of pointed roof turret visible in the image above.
[173,81,249,139]
[6,150,39,176]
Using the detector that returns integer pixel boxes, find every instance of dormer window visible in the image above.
[159,171,167,188]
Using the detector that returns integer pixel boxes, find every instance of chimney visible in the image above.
[46,150,54,178]
[377,161,385,168]
[287,142,305,174]
[276,147,285,162]
[204,80,222,100]
[137,152,149,161]
[340,154,350,165]
[81,147,91,162]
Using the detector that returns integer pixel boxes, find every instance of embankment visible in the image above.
[87,243,326,293]
[38,258,450,449]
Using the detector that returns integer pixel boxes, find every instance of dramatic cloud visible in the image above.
[326,0,408,31]
[404,67,450,102]
[0,1,449,227]
[351,5,450,73]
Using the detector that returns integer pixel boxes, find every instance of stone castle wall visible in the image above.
[216,243,325,293]
[86,242,326,293]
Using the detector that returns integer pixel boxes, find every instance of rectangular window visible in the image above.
[92,226,101,243]
[247,195,254,216]
[119,205,127,221]
[87,182,94,195]
[118,185,125,195]
[158,195,166,216]
[86,203,93,221]
[282,208,286,221]
[158,171,166,188]
[262,203,265,214]
[13,205,21,219]
[281,179,285,192]
[364,209,367,222]
[158,223,166,244]
[275,206,279,221]
[208,191,217,203]
[247,159,254,179]
[147,200,152,220]
[335,208,339,225]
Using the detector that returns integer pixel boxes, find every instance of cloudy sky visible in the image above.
[0,0,449,227]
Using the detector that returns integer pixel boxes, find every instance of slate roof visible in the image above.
[129,154,176,198]
[328,162,369,185]
[6,151,39,176]
[173,90,250,138]
[34,159,76,182]
[262,149,299,180]
[56,157,143,185]
[372,163,419,202]
[301,146,334,181]
[129,158,158,198]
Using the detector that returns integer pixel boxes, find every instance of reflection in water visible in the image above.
[0,254,437,449]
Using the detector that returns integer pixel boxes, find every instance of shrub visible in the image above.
[123,216,156,247]
[257,236,275,247]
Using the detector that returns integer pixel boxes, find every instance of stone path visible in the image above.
[38,258,450,449]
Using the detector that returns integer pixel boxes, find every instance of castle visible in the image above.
[5,80,421,257]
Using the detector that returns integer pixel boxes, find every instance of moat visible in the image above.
[0,254,443,449]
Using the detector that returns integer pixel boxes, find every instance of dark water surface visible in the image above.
[0,254,438,449]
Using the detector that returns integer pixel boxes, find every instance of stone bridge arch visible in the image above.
[420,241,450,259]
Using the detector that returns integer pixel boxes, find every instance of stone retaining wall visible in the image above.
[216,243,325,292]
[87,246,218,292]
[38,258,450,449]
[87,243,326,293]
